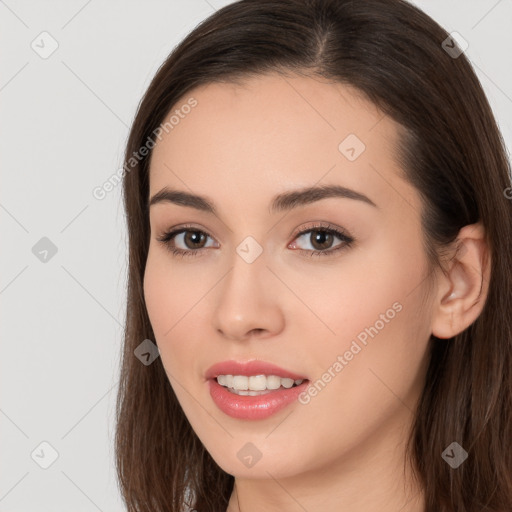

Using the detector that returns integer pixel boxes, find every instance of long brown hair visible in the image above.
[115,1,512,510]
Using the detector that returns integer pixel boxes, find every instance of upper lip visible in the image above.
[205,360,308,381]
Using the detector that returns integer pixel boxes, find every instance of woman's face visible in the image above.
[144,73,435,481]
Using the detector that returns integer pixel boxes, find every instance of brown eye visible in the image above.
[182,230,207,249]
[309,230,335,250]
[289,223,354,257]
[157,226,218,258]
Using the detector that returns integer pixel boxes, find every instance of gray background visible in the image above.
[1,1,511,510]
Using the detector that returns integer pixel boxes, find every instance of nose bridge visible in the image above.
[212,237,284,339]
[220,239,268,310]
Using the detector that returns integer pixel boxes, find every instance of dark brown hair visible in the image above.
[116,0,512,510]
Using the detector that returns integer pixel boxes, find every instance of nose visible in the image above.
[212,249,285,342]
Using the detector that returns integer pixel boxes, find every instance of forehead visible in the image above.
[148,72,413,212]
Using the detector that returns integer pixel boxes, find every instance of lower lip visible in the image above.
[207,378,310,420]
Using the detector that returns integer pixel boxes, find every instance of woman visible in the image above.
[115,0,512,511]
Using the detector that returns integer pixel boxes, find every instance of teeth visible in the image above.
[216,374,305,391]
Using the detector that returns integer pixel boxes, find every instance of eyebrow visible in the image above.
[148,184,378,214]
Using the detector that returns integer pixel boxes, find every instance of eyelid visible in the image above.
[156,223,219,246]
[289,221,351,242]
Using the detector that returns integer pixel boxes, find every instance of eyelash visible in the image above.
[156,222,354,259]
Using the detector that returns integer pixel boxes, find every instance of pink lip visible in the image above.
[207,378,310,420]
[205,360,307,381]
[205,360,309,420]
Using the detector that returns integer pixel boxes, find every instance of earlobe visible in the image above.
[431,222,491,340]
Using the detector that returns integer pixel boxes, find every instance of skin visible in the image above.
[144,72,490,512]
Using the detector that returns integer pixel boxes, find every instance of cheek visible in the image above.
[278,238,425,349]
[143,254,170,339]
[143,251,191,364]
[284,260,431,469]
[143,249,196,336]
[143,249,213,387]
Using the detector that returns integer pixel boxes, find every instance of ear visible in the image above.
[431,222,491,339]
